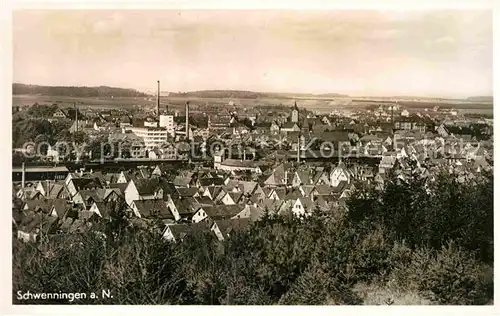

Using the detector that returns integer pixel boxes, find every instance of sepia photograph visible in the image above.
[10,5,494,307]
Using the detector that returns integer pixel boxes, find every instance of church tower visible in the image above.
[291,101,299,123]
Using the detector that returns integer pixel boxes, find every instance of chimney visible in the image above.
[185,101,190,141]
[243,148,246,161]
[297,136,300,163]
[74,102,78,133]
[21,162,26,188]
[157,80,160,117]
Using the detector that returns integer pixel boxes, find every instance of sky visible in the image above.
[13,10,493,97]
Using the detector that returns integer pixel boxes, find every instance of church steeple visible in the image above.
[291,101,299,123]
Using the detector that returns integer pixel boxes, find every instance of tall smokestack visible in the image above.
[74,102,78,134]
[185,101,190,141]
[21,162,26,188]
[157,80,160,117]
[296,136,300,163]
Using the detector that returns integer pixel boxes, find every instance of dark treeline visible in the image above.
[13,83,148,98]
[168,90,349,99]
[169,90,264,99]
[12,171,493,305]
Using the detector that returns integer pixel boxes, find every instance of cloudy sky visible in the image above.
[13,10,492,97]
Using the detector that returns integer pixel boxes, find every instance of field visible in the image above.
[12,94,493,115]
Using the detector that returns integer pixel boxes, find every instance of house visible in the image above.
[299,185,319,200]
[16,187,43,201]
[292,197,316,217]
[130,199,174,221]
[315,195,340,212]
[176,187,200,198]
[124,178,163,206]
[401,109,410,117]
[17,213,59,242]
[202,186,223,201]
[210,218,252,241]
[151,164,172,177]
[267,187,287,200]
[162,222,211,242]
[280,122,301,133]
[72,189,103,209]
[329,162,352,187]
[214,159,263,174]
[232,204,265,221]
[191,204,245,223]
[220,191,244,205]
[66,177,104,198]
[88,202,112,220]
[173,176,194,188]
[165,196,200,221]
[52,108,68,119]
[270,121,280,133]
[47,199,70,219]
[436,123,450,138]
[197,177,225,188]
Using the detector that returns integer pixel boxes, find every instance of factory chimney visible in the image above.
[74,102,78,134]
[296,136,301,163]
[21,162,26,188]
[156,80,160,117]
[185,101,190,141]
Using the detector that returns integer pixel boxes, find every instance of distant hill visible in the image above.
[168,90,349,99]
[466,96,493,102]
[169,90,264,99]
[13,83,148,98]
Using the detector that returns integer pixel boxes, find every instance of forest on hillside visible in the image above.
[12,170,493,305]
[13,84,148,98]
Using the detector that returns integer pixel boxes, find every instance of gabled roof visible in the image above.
[176,187,199,197]
[331,181,348,193]
[20,212,59,234]
[133,178,161,196]
[109,183,128,194]
[174,176,193,187]
[170,197,200,215]
[71,178,104,191]
[301,185,317,197]
[205,186,223,199]
[296,197,315,211]
[46,183,67,199]
[198,177,225,187]
[200,205,245,220]
[133,199,173,219]
[92,202,113,219]
[227,192,244,204]
[23,199,50,213]
[166,222,212,241]
[194,196,214,206]
[261,199,285,214]
[235,181,259,195]
[50,199,70,218]
[79,190,103,204]
[295,171,311,185]
[273,187,287,199]
[284,188,302,201]
[212,218,251,238]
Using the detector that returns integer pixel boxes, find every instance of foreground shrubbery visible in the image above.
[13,171,493,305]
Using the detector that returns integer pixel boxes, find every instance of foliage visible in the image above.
[13,83,148,98]
[346,170,493,263]
[12,172,493,305]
